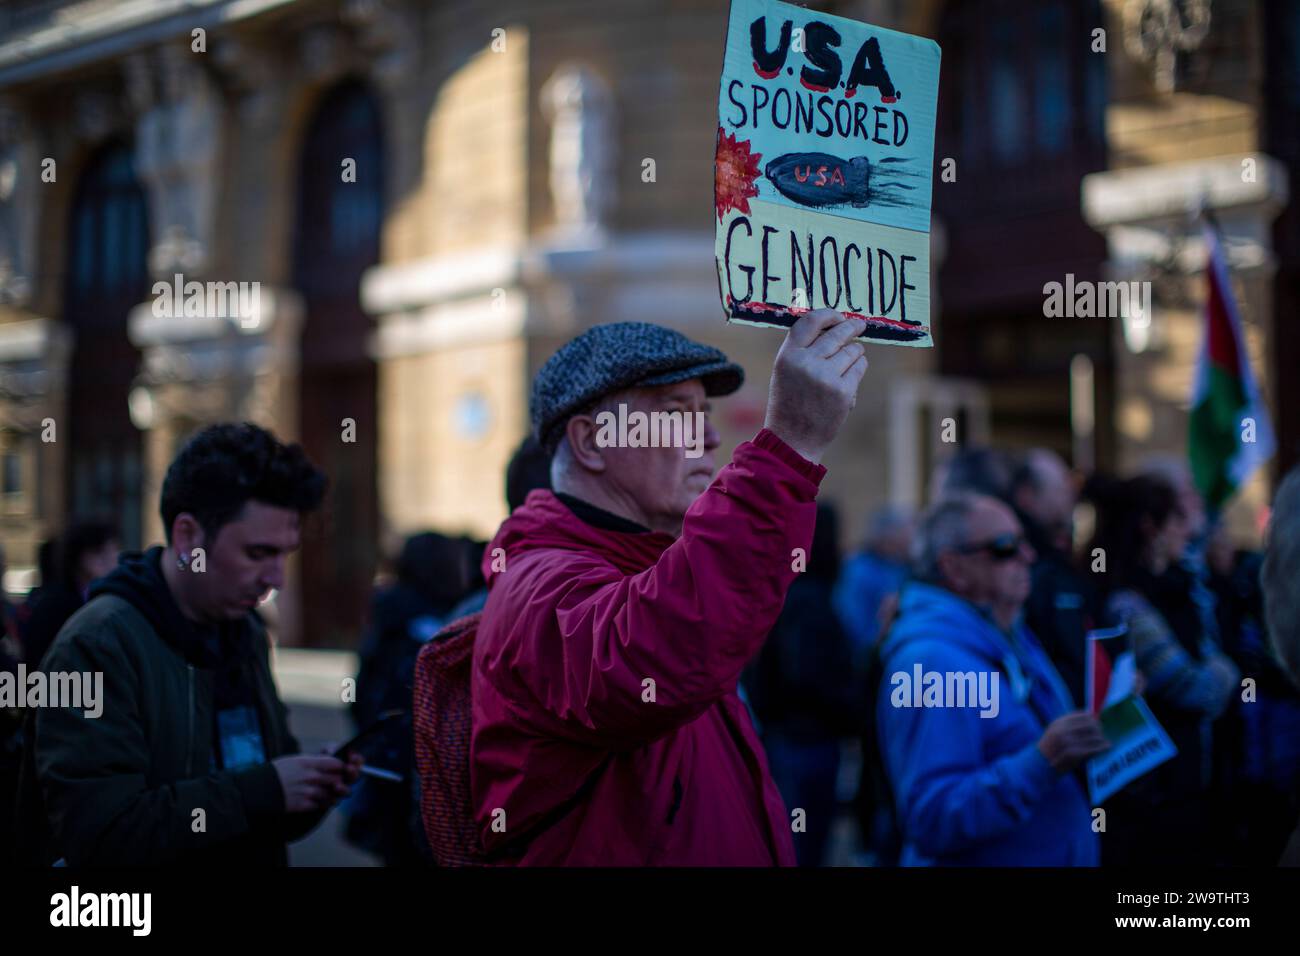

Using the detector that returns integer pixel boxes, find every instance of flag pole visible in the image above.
[1190,192,1224,548]
[1190,195,1223,645]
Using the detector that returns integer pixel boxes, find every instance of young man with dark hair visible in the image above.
[19,422,361,866]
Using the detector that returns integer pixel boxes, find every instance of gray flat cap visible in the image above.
[531,321,744,453]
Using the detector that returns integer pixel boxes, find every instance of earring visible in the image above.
[177,552,190,571]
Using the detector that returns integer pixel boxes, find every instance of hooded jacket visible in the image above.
[18,547,315,866]
[470,428,822,865]
[877,582,1099,866]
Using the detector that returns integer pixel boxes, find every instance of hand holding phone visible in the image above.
[331,709,405,760]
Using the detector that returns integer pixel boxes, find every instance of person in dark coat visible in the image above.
[747,502,861,866]
[1010,449,1107,707]
[0,540,25,865]
[346,531,471,865]
[1207,529,1300,865]
[20,518,119,670]
[1260,466,1300,865]
[15,538,55,639]
[1085,473,1239,865]
[0,587,21,866]
[18,422,361,866]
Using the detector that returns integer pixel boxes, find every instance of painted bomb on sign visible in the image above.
[714,0,940,347]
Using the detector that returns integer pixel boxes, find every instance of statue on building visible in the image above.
[1124,0,1212,94]
[127,49,220,277]
[0,101,37,305]
[541,64,615,236]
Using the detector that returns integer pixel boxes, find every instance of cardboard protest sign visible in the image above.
[1083,626,1177,804]
[714,0,940,346]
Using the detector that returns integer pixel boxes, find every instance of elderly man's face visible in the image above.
[1015,451,1076,551]
[939,498,1036,621]
[569,379,721,535]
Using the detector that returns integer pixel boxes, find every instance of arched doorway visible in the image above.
[64,141,150,548]
[292,80,383,648]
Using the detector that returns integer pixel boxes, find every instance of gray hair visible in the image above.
[1264,466,1300,685]
[548,389,629,490]
[863,503,913,546]
[911,493,983,584]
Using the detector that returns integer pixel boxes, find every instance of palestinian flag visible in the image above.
[1188,221,1275,512]
[1086,625,1135,715]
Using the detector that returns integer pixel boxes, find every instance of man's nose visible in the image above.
[1019,540,1037,564]
[262,557,285,591]
[703,417,721,450]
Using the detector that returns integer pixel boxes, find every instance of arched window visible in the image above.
[64,141,149,548]
[938,0,1105,180]
[294,81,385,310]
[292,80,383,648]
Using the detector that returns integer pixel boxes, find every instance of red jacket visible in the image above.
[470,428,825,865]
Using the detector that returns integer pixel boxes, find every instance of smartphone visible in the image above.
[332,709,406,759]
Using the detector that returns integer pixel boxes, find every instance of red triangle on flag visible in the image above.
[1204,247,1242,376]
[1090,639,1113,715]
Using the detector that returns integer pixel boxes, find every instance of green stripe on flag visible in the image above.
[1189,364,1250,511]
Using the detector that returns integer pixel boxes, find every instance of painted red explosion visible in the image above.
[714,127,762,221]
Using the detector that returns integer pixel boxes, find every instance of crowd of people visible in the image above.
[751,447,1300,866]
[2,309,1299,867]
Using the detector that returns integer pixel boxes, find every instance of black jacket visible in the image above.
[746,574,862,742]
[18,547,318,866]
[21,581,85,670]
[1021,518,1105,708]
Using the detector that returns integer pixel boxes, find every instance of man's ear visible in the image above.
[171,513,205,556]
[936,550,965,591]
[564,414,608,473]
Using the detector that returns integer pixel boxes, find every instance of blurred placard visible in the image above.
[1085,626,1177,804]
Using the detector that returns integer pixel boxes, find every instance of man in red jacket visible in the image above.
[472,310,868,864]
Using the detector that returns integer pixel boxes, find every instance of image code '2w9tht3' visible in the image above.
[714,0,940,347]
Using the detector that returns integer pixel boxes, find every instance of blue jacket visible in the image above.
[834,551,909,659]
[877,582,1099,866]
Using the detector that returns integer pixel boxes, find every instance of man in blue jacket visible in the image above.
[877,492,1108,866]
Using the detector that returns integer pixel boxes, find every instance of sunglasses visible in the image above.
[955,533,1025,562]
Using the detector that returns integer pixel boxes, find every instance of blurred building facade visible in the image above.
[0,0,1293,646]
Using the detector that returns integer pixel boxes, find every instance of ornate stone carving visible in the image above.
[1123,0,1212,94]
[300,23,349,83]
[342,0,418,89]
[213,38,280,127]
[0,100,38,305]
[541,65,615,237]
[128,48,222,277]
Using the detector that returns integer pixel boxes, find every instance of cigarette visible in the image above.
[358,765,404,783]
